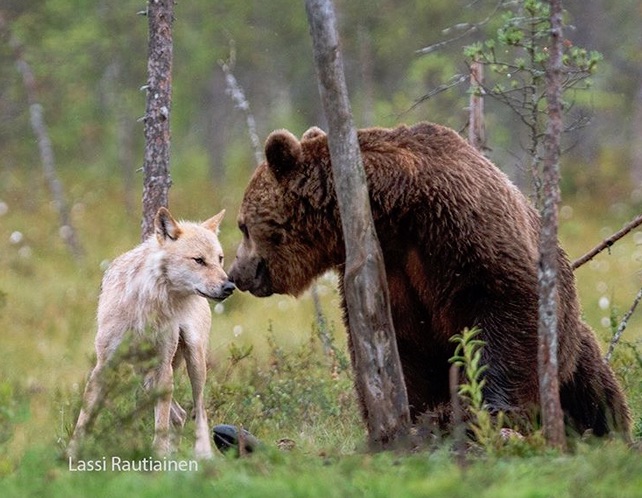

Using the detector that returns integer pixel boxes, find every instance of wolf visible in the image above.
[67,207,234,460]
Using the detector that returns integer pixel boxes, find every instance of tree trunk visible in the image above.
[305,0,411,449]
[537,0,566,451]
[0,14,83,261]
[219,43,263,168]
[141,0,174,240]
[468,59,486,153]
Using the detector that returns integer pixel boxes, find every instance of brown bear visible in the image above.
[228,122,632,439]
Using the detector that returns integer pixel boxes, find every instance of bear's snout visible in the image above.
[228,257,273,297]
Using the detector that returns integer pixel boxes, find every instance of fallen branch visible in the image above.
[605,285,642,362]
[572,213,642,270]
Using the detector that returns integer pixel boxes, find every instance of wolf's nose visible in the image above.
[221,281,235,297]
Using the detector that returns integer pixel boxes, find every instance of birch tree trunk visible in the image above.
[468,60,486,153]
[305,0,411,449]
[0,14,83,261]
[141,0,174,240]
[537,0,567,451]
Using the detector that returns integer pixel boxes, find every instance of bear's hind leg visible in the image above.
[560,334,631,440]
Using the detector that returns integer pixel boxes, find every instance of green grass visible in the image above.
[2,439,642,497]
[1,165,642,497]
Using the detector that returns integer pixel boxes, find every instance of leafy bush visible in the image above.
[208,322,362,451]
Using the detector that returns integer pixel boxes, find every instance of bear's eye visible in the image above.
[239,223,249,239]
[192,257,207,266]
[269,232,284,246]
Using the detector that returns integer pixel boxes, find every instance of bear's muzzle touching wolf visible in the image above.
[228,122,631,439]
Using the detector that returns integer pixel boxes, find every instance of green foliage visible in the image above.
[209,323,361,451]
[466,0,601,102]
[449,327,499,450]
[463,0,604,201]
[63,335,167,461]
[1,1,642,494]
[63,325,357,460]
[3,433,642,497]
[0,382,29,448]
[0,167,639,495]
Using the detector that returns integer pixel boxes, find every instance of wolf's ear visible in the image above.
[202,209,225,234]
[265,129,302,180]
[155,207,182,242]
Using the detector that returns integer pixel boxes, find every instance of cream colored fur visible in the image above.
[67,207,234,460]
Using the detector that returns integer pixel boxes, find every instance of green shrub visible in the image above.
[208,322,362,452]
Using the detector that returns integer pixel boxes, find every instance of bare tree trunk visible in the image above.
[468,60,486,153]
[141,0,174,240]
[219,42,263,168]
[305,0,411,450]
[0,14,83,261]
[537,0,566,451]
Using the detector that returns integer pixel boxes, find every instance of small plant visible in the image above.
[450,328,551,456]
[208,322,361,451]
[449,327,498,450]
[464,0,602,203]
[62,334,169,460]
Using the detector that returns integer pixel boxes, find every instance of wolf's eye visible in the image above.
[193,257,206,266]
[219,255,224,265]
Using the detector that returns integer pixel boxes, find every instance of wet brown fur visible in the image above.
[229,122,631,439]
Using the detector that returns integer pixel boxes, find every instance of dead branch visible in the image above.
[572,213,642,270]
[0,13,83,260]
[605,285,642,362]
[218,41,263,168]
[404,74,468,116]
[415,0,504,55]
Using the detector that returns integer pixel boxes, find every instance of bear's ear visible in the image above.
[265,129,302,179]
[155,207,182,242]
[301,126,326,141]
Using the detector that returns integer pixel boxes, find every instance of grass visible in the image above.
[1,164,642,496]
[3,439,642,497]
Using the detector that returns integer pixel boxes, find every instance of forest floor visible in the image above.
[0,169,641,497]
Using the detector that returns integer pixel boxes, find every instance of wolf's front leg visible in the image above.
[151,360,175,457]
[66,362,107,460]
[185,343,213,459]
